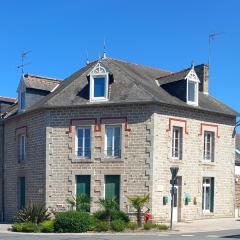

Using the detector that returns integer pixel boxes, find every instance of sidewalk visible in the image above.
[174,217,240,233]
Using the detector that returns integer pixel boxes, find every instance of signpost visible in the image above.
[170,167,179,230]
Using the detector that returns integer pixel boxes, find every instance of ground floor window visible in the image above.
[18,177,25,209]
[76,175,91,197]
[202,177,214,212]
[105,175,120,203]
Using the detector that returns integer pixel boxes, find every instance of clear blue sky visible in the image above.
[0,0,239,113]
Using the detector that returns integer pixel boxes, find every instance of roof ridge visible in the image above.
[156,67,190,79]
[24,74,62,82]
[0,96,17,102]
[107,57,171,73]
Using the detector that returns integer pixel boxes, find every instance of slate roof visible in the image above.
[23,74,62,92]
[156,68,190,85]
[0,96,16,103]
[27,57,237,117]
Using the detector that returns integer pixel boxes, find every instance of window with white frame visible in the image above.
[18,134,26,162]
[89,63,109,101]
[187,80,197,104]
[19,91,26,111]
[202,177,214,212]
[185,68,199,106]
[105,126,121,158]
[204,131,215,162]
[76,127,91,158]
[172,126,183,160]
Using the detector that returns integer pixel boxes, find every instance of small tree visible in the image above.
[96,197,119,223]
[66,194,92,212]
[15,203,51,225]
[127,194,150,226]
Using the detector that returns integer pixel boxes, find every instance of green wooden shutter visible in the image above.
[210,177,214,212]
[19,177,25,209]
[105,175,120,203]
[76,175,90,197]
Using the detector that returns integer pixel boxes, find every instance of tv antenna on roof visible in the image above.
[208,32,223,78]
[17,50,32,74]
[103,38,107,59]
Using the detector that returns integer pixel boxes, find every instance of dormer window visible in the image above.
[187,80,197,104]
[89,63,109,101]
[186,68,200,106]
[20,91,26,110]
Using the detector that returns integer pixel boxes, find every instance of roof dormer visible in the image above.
[185,67,200,106]
[89,63,109,102]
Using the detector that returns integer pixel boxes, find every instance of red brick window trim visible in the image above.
[198,123,220,138]
[68,118,99,133]
[15,126,28,140]
[166,117,188,134]
[99,117,131,132]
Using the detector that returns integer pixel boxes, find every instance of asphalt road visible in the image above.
[0,230,239,240]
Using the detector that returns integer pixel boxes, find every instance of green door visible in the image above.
[19,177,25,209]
[105,175,120,203]
[76,175,90,197]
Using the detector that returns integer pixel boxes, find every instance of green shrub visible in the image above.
[158,224,169,230]
[15,203,51,224]
[94,220,110,232]
[127,222,138,230]
[40,220,54,233]
[54,211,92,233]
[93,210,129,223]
[12,223,24,232]
[143,222,155,230]
[12,222,40,232]
[111,219,126,232]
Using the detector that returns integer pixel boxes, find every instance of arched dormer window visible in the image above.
[89,63,109,101]
[185,68,200,106]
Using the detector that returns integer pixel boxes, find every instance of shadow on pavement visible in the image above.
[221,235,240,239]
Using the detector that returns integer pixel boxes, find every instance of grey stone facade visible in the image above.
[0,57,237,222]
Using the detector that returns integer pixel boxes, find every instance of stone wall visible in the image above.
[152,105,235,222]
[3,111,46,222]
[45,104,153,213]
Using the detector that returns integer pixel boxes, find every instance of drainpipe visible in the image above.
[1,121,5,222]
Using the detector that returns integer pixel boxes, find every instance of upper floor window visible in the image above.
[90,63,109,101]
[186,68,199,106]
[204,131,215,162]
[172,126,183,160]
[187,81,197,103]
[19,91,26,111]
[76,127,91,159]
[105,126,121,158]
[18,134,26,162]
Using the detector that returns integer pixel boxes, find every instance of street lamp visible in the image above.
[170,167,179,230]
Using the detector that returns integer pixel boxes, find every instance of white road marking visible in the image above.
[181,235,194,237]
[207,235,220,238]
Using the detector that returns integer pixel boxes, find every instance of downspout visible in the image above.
[0,120,4,222]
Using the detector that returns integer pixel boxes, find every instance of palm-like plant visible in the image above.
[66,194,92,212]
[15,203,51,225]
[96,197,119,223]
[127,194,150,226]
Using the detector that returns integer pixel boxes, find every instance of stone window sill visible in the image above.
[101,157,123,163]
[200,161,215,166]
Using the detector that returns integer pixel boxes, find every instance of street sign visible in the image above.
[170,167,179,180]
[170,179,178,185]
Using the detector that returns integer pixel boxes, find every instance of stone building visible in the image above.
[235,134,240,217]
[0,57,237,222]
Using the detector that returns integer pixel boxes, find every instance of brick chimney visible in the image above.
[194,64,209,94]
